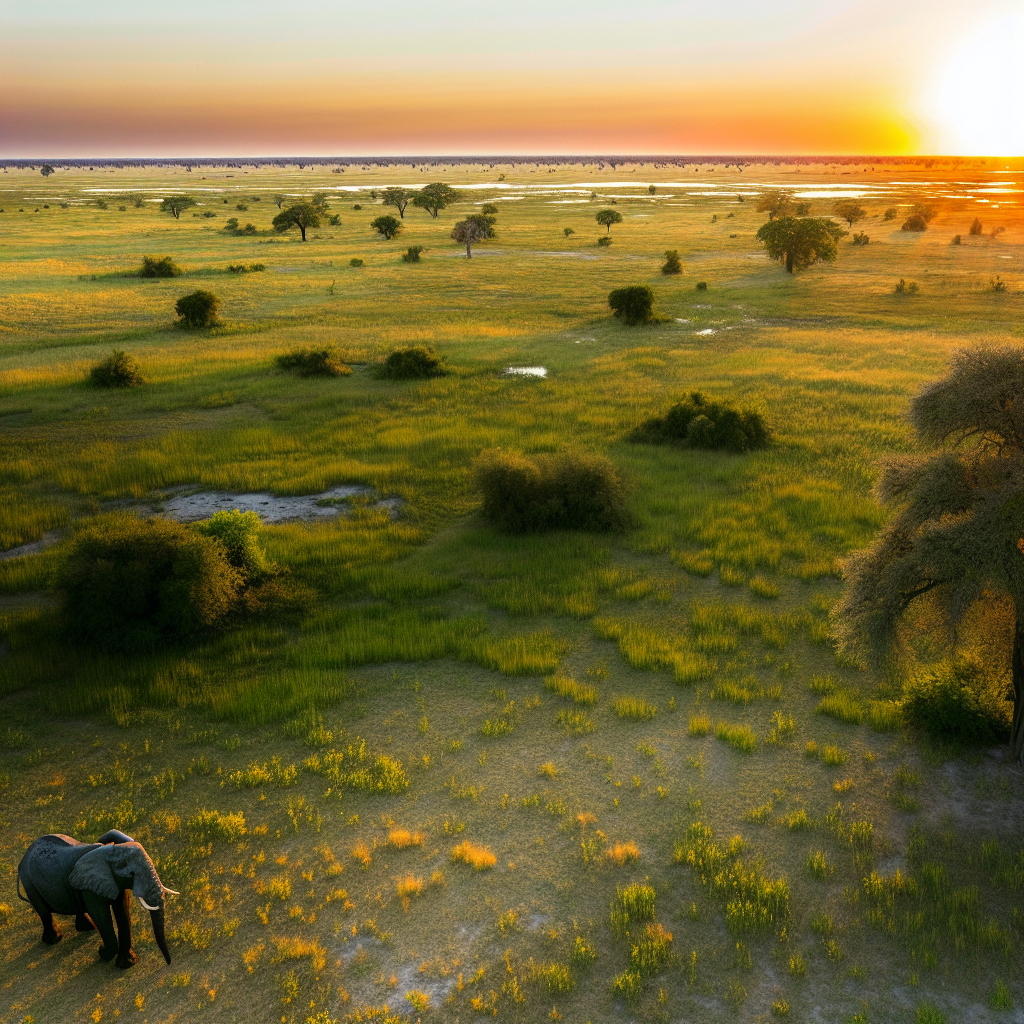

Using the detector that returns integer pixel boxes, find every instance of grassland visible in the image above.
[0,158,1022,1024]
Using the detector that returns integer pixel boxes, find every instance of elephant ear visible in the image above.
[68,846,120,900]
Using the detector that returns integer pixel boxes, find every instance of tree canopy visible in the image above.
[159,196,196,219]
[40,164,54,177]
[596,209,623,233]
[755,216,846,273]
[413,183,462,218]
[381,187,412,218]
[834,202,866,228]
[450,215,494,257]
[755,190,794,220]
[272,203,322,241]
[371,215,402,240]
[831,346,1024,765]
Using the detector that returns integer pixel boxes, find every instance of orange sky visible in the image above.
[1,0,1020,156]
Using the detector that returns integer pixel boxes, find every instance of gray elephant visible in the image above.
[17,830,177,969]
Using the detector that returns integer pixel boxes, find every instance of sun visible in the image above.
[925,12,1024,156]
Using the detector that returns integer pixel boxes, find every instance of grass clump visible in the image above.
[375,345,447,379]
[689,714,711,737]
[475,449,631,534]
[139,255,182,277]
[605,842,640,865]
[175,289,220,328]
[89,349,145,388]
[185,809,247,842]
[544,675,597,705]
[749,576,780,599]
[611,969,643,1003]
[229,757,299,788]
[450,841,496,870]
[715,721,757,753]
[630,391,770,452]
[806,850,834,879]
[612,696,657,720]
[568,935,597,971]
[816,692,864,724]
[610,882,656,936]
[629,922,673,975]
[387,829,423,849]
[195,509,275,582]
[303,741,408,794]
[276,347,352,377]
[555,709,594,735]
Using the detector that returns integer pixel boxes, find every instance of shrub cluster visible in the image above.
[139,255,181,278]
[661,250,682,275]
[901,659,1011,744]
[631,391,770,453]
[276,347,352,377]
[475,449,631,534]
[901,214,928,232]
[176,290,220,328]
[222,218,258,236]
[89,349,145,388]
[376,346,447,380]
[401,245,424,263]
[852,233,869,245]
[608,285,654,325]
[227,262,265,274]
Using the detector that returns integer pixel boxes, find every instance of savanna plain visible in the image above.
[0,158,1021,1024]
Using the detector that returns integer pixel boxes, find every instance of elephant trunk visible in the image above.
[149,906,171,964]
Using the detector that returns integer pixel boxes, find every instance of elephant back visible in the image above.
[19,835,100,917]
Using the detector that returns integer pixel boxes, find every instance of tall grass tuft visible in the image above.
[450,841,496,871]
[610,882,656,937]
[612,696,657,721]
[544,675,598,705]
[715,722,757,753]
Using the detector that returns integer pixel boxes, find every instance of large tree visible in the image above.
[381,187,412,218]
[755,216,846,273]
[596,209,623,233]
[272,203,321,241]
[831,346,1024,764]
[450,215,494,257]
[413,183,462,218]
[834,202,866,228]
[160,196,196,219]
[755,190,794,220]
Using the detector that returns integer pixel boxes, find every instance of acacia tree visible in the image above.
[450,214,494,257]
[371,215,402,240]
[834,202,866,228]
[40,164,54,177]
[755,190,794,220]
[596,209,622,233]
[381,187,412,218]
[831,346,1024,765]
[272,203,321,241]
[413,183,462,218]
[160,196,196,219]
[755,217,846,273]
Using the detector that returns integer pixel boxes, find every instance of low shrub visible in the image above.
[54,512,243,651]
[597,235,612,247]
[227,262,265,273]
[175,289,220,328]
[661,250,682,275]
[376,346,447,379]
[401,245,424,263]
[969,217,983,236]
[349,257,364,267]
[695,281,708,291]
[852,232,869,245]
[89,349,145,388]
[450,841,496,870]
[563,227,575,237]
[276,347,352,377]
[901,215,928,232]
[901,658,1011,744]
[139,255,181,278]
[883,207,898,220]
[195,509,275,581]
[893,279,919,295]
[608,285,654,324]
[630,391,770,453]
[475,448,631,534]
[991,275,1007,293]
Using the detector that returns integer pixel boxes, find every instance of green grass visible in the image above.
[715,721,757,752]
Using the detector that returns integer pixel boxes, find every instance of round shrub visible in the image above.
[475,449,631,534]
[195,509,274,581]
[175,290,220,328]
[139,255,181,278]
[608,286,654,325]
[276,347,352,377]
[901,659,1010,744]
[401,245,425,263]
[89,349,145,388]
[376,346,447,380]
[596,236,612,247]
[631,391,770,453]
[901,215,928,232]
[54,513,243,651]
[349,258,364,267]
[695,281,708,291]
[661,250,682,275]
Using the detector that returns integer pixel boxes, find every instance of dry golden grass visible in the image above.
[388,828,424,849]
[605,841,640,865]
[450,840,497,871]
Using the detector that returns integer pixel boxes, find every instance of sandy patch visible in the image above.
[158,485,399,523]
[0,531,62,561]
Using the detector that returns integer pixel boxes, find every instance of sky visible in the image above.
[1,0,1022,157]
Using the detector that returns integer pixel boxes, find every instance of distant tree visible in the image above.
[883,207,898,221]
[755,190,794,220]
[273,194,286,209]
[648,185,656,195]
[89,350,145,388]
[563,227,575,238]
[160,196,196,219]
[273,203,321,241]
[834,202,866,228]
[175,290,220,329]
[901,214,928,232]
[756,216,846,273]
[911,204,936,223]
[371,215,402,240]
[40,164,54,177]
[413,183,462,218]
[661,250,682,275]
[481,203,499,215]
[381,187,412,218]
[596,209,623,233]
[311,192,330,212]
[608,286,654,325]
[831,346,1024,765]
[451,216,493,257]
[969,217,984,236]
[139,255,181,278]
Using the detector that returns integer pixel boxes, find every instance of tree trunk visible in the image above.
[1012,607,1023,766]
[299,224,306,241]
[465,240,472,258]
[785,252,794,273]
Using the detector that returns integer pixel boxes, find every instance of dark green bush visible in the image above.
[227,263,265,274]
[401,245,425,263]
[139,255,181,278]
[608,286,654,325]
[901,659,1010,745]
[596,236,612,247]
[54,513,243,651]
[376,346,447,380]
[89,350,145,388]
[349,258,364,267]
[276,347,352,377]
[175,290,220,328]
[475,449,631,534]
[481,203,499,215]
[631,392,770,453]
[901,215,928,232]
[695,281,708,291]
[661,250,682,275]
[194,509,275,581]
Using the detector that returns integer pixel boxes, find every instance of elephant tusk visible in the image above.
[161,887,180,896]
[137,896,160,911]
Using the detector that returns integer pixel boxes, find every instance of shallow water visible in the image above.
[159,485,397,523]
[503,366,547,378]
[0,531,62,561]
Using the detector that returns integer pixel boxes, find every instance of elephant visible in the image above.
[17,830,177,969]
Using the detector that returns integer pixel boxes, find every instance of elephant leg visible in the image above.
[72,890,95,932]
[111,890,136,969]
[22,880,61,945]
[81,891,118,962]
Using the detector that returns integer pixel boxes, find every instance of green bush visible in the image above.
[631,391,770,453]
[901,658,1011,744]
[401,245,425,263]
[349,258,364,267]
[227,262,265,274]
[596,235,612,247]
[608,285,654,325]
[195,510,275,581]
[695,281,708,291]
[661,250,682,275]
[474,449,631,534]
[139,255,181,278]
[89,349,145,388]
[376,346,447,380]
[175,290,220,328]
[276,347,352,377]
[901,214,928,232]
[54,513,242,651]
